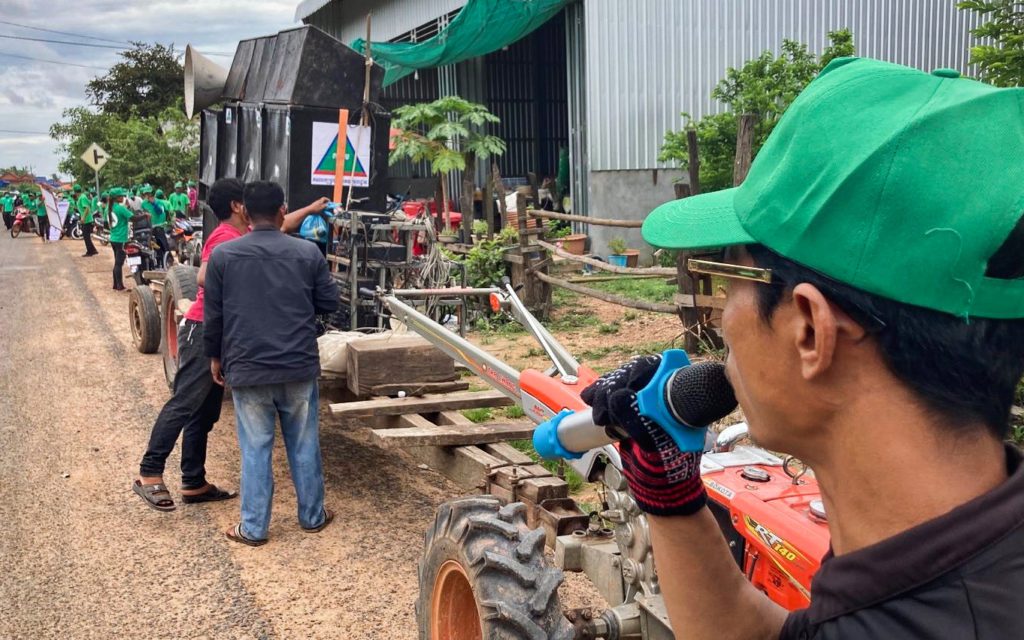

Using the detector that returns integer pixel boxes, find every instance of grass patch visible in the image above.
[525,347,546,358]
[509,439,586,493]
[502,405,526,419]
[580,341,667,362]
[549,309,601,331]
[598,322,620,335]
[622,311,639,321]
[589,277,676,304]
[461,408,493,423]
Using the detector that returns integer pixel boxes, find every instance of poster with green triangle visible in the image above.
[310,122,371,187]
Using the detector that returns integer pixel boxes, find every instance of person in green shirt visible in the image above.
[169,181,188,217]
[108,187,131,290]
[156,189,172,216]
[140,185,170,266]
[2,191,13,230]
[35,189,50,242]
[76,184,98,257]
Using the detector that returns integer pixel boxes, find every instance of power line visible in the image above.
[0,19,131,46]
[0,129,50,135]
[0,51,108,70]
[0,34,126,50]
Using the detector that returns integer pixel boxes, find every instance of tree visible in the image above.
[390,97,505,237]
[660,29,855,192]
[50,99,198,189]
[958,1,1024,87]
[87,43,183,120]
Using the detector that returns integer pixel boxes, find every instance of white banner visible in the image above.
[40,189,68,240]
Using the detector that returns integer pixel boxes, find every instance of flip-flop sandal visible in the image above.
[302,508,335,534]
[181,484,238,504]
[133,480,176,512]
[225,523,267,547]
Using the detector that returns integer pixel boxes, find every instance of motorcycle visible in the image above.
[169,215,204,266]
[125,219,171,286]
[66,211,83,240]
[9,206,36,239]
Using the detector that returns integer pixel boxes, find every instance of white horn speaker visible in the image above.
[184,45,229,119]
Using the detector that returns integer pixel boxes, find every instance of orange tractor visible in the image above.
[381,283,829,639]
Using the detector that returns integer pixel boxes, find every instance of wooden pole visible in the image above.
[536,239,676,276]
[734,113,757,187]
[334,108,350,203]
[483,172,494,239]
[491,162,507,228]
[534,271,680,314]
[526,209,642,228]
[687,125,701,196]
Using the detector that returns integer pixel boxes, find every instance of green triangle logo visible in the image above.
[315,135,367,176]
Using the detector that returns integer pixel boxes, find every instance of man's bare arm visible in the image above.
[282,197,329,234]
[649,509,788,640]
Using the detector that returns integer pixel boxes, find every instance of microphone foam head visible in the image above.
[666,361,738,427]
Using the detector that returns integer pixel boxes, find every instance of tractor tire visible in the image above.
[129,285,160,354]
[160,265,199,389]
[416,497,574,640]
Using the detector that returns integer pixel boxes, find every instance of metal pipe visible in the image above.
[382,294,522,402]
[390,287,499,298]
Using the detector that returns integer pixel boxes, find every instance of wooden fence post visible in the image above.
[687,125,701,196]
[734,114,757,187]
[483,174,495,240]
[514,194,550,318]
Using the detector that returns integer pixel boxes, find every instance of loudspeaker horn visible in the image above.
[184,45,230,119]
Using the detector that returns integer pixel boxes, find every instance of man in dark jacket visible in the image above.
[204,180,338,546]
[585,58,1024,638]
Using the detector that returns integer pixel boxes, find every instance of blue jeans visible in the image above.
[232,378,325,541]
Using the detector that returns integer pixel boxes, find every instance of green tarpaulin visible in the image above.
[353,0,571,86]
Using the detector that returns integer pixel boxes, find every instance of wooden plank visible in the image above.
[370,422,536,449]
[537,239,676,276]
[407,444,509,492]
[535,271,679,314]
[346,334,456,397]
[526,209,642,228]
[369,381,470,397]
[330,390,514,418]
[484,442,534,465]
[437,410,474,427]
[518,476,569,504]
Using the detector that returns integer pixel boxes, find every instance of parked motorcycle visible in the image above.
[169,216,204,266]
[9,206,36,239]
[125,220,171,286]
[66,211,83,240]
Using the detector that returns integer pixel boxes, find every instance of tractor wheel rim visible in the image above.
[431,560,481,640]
[167,309,179,359]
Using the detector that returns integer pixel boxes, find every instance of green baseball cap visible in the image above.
[108,187,128,197]
[140,185,154,195]
[73,184,82,192]
[643,57,1024,319]
[174,181,184,189]
[156,189,165,198]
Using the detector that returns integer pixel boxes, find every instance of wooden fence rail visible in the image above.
[526,209,642,228]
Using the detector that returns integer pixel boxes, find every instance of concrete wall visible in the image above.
[585,169,687,264]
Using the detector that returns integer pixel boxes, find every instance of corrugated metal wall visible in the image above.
[585,0,983,171]
[306,0,467,45]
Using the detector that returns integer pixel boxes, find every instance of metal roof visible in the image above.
[295,0,332,22]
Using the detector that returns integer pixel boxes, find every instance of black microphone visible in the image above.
[534,351,737,458]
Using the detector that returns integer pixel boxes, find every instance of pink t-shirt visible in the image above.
[183,223,244,323]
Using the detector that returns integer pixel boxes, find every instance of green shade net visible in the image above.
[353,0,571,86]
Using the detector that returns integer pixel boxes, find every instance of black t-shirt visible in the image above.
[781,445,1024,639]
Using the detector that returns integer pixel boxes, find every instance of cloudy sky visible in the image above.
[0,0,300,177]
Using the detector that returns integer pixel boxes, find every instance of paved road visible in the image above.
[0,231,460,639]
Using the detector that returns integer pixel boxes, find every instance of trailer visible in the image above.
[127,266,198,388]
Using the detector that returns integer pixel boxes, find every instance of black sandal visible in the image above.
[225,523,267,547]
[302,508,335,533]
[181,484,238,504]
[133,480,175,512]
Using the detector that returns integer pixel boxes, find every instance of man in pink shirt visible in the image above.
[133,178,329,511]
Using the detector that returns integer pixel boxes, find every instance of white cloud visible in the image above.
[0,0,299,175]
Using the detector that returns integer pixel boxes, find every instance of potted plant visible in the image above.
[623,248,641,268]
[472,219,489,242]
[607,237,628,267]
[439,224,458,243]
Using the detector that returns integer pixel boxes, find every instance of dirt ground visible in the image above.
[0,231,606,639]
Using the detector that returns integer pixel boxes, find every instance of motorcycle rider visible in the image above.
[140,186,169,266]
[587,58,1024,638]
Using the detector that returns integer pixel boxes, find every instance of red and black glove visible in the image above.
[581,355,706,517]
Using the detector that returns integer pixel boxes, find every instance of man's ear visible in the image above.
[789,283,865,380]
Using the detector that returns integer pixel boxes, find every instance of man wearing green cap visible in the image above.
[77,184,97,256]
[1,190,13,230]
[169,181,188,218]
[107,188,131,290]
[584,58,1024,638]
[35,187,50,242]
[140,185,169,265]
